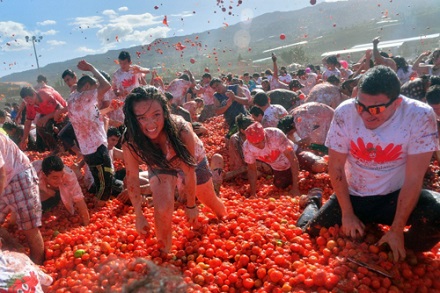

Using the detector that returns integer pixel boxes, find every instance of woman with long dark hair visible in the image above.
[122,86,227,252]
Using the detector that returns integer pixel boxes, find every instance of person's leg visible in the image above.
[196,157,227,217]
[58,122,79,155]
[297,150,328,173]
[150,174,177,253]
[273,168,293,189]
[84,145,114,201]
[112,178,124,196]
[210,153,224,196]
[297,194,343,237]
[404,189,440,251]
[23,228,44,265]
[196,179,228,218]
[2,168,44,264]
[36,118,58,151]
[227,133,246,172]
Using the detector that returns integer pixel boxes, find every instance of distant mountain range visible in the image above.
[1,0,439,99]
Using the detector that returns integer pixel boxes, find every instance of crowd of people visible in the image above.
[1,38,440,290]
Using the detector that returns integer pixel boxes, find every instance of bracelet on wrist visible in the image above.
[186,205,197,209]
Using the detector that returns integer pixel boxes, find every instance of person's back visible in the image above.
[305,82,347,109]
[266,89,301,112]
[289,102,334,146]
[38,86,67,108]
[166,71,195,106]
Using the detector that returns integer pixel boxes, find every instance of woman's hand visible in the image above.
[185,206,199,225]
[135,215,151,235]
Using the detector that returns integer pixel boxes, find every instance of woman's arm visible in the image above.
[122,143,151,234]
[178,122,197,207]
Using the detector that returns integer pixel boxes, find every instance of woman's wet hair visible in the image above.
[123,86,195,170]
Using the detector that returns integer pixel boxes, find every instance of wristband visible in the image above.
[186,205,197,209]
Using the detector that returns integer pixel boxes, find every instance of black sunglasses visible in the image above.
[355,98,396,115]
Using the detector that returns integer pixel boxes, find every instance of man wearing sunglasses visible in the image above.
[297,65,440,263]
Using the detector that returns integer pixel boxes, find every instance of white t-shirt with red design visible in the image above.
[262,104,288,128]
[243,128,296,171]
[68,89,107,155]
[0,250,53,292]
[326,96,439,196]
[0,133,31,186]
[32,160,84,215]
[112,68,143,99]
[167,79,193,106]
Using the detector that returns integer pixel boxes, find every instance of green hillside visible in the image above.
[0,0,439,100]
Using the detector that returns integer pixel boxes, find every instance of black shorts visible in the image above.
[148,157,212,185]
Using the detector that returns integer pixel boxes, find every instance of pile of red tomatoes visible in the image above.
[7,115,440,292]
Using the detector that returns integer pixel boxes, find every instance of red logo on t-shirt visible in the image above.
[121,75,136,88]
[257,150,281,163]
[350,137,402,163]
[7,271,39,292]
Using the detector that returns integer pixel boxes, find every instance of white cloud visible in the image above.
[41,29,57,36]
[96,20,170,46]
[103,9,117,16]
[109,13,159,28]
[118,6,128,12]
[0,21,32,51]
[170,11,194,18]
[37,20,56,26]
[96,23,133,43]
[70,16,103,29]
[76,46,100,53]
[124,26,171,44]
[94,12,167,46]
[47,40,66,46]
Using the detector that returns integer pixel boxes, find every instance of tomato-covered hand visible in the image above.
[378,229,406,262]
[135,215,151,235]
[110,99,124,110]
[185,206,199,225]
[341,213,365,239]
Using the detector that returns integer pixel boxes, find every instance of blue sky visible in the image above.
[0,0,343,77]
